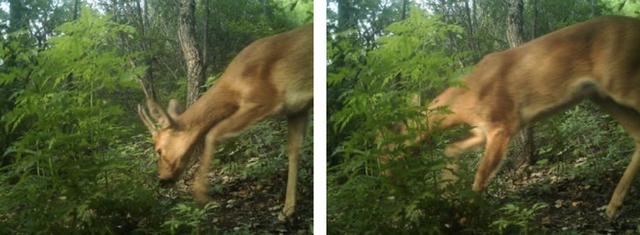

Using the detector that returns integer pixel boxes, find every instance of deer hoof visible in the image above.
[605,205,619,219]
[278,207,295,222]
[277,212,287,222]
[194,193,212,203]
[192,184,212,203]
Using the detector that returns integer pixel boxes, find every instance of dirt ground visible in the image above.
[172,159,314,234]
[494,162,640,234]
[207,170,313,234]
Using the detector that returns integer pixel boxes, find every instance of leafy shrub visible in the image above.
[1,3,313,234]
[0,9,170,234]
[162,202,219,234]
[491,202,547,235]
[327,9,489,234]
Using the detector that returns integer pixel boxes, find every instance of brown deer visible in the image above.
[419,16,640,218]
[137,25,312,221]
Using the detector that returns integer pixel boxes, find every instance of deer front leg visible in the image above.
[472,127,510,192]
[193,131,217,202]
[279,113,308,221]
[441,127,486,187]
[192,104,272,203]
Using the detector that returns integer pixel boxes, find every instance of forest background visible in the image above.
[0,0,313,234]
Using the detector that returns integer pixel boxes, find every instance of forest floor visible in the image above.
[205,167,313,234]
[169,153,314,235]
[492,158,640,234]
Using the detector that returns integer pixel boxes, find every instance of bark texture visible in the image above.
[506,0,524,47]
[178,0,204,106]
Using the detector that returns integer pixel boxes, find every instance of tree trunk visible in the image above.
[464,0,479,61]
[507,0,536,166]
[401,0,408,20]
[532,0,538,38]
[507,0,524,47]
[261,0,271,17]
[135,0,145,33]
[177,0,206,190]
[136,0,155,99]
[202,0,209,79]
[111,0,118,22]
[179,0,204,106]
[337,0,355,31]
[73,0,80,20]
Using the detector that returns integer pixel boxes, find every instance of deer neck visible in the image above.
[175,88,239,141]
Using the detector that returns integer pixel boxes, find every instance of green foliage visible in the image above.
[198,0,308,72]
[603,0,640,16]
[0,9,155,233]
[329,9,463,151]
[217,118,313,187]
[328,9,483,233]
[1,1,312,234]
[274,0,314,24]
[533,102,633,180]
[491,202,548,235]
[162,202,219,234]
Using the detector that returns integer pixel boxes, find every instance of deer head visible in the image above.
[137,91,193,185]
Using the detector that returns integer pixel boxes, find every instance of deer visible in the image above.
[137,25,312,221]
[413,16,640,219]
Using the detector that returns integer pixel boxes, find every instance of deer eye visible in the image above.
[156,149,162,155]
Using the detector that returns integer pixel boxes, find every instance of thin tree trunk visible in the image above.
[8,0,27,32]
[401,0,408,20]
[472,0,476,26]
[177,0,206,189]
[507,0,524,47]
[135,0,145,33]
[507,0,535,166]
[202,0,209,78]
[178,0,204,106]
[532,0,538,38]
[73,0,80,20]
[438,0,459,65]
[464,0,479,61]
[136,0,155,99]
[337,0,355,31]
[111,0,118,22]
[261,0,270,16]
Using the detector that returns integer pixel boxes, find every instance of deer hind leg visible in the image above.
[279,112,308,221]
[441,127,487,188]
[192,103,272,203]
[592,97,640,218]
[472,126,511,192]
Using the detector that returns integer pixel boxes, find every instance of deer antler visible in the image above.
[137,78,175,134]
[137,104,157,135]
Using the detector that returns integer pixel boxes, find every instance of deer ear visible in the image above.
[146,99,175,129]
[167,99,183,120]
